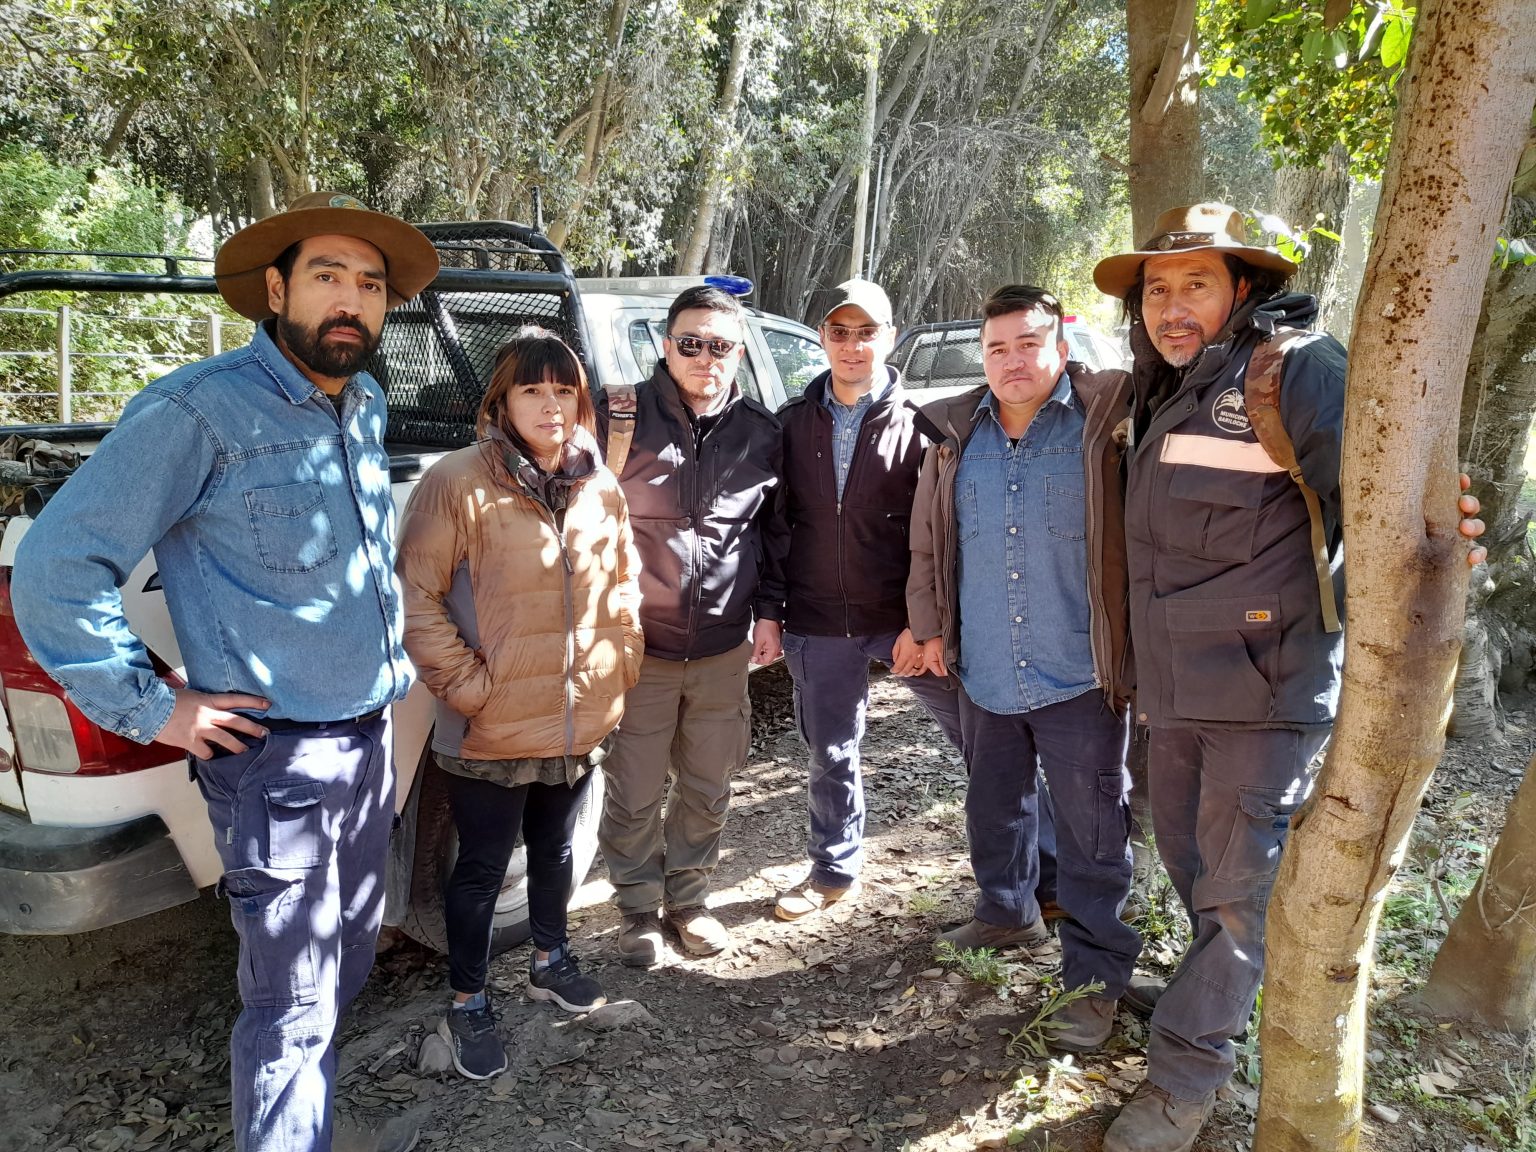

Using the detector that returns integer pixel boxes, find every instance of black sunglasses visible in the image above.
[670,334,741,360]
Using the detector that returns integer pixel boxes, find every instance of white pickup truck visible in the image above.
[0,221,825,952]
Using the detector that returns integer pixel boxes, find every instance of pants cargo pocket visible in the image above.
[1164,595,1281,723]
[223,870,320,1008]
[1213,783,1302,890]
[1092,768,1133,862]
[263,779,328,869]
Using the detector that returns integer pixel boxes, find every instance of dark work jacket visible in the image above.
[597,363,786,661]
[776,366,941,637]
[1123,292,1347,730]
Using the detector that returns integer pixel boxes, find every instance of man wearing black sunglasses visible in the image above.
[596,285,787,966]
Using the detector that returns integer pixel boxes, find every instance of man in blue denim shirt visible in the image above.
[12,193,438,1152]
[908,285,1138,1054]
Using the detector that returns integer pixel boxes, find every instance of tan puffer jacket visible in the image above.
[397,431,643,761]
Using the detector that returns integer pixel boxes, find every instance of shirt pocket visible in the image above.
[1046,471,1086,541]
[245,481,339,573]
[1163,594,1280,723]
[955,479,979,544]
[1163,466,1265,563]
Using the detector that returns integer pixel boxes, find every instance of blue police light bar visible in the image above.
[704,274,754,297]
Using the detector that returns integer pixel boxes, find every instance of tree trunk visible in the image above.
[1419,750,1536,1027]
[1274,143,1351,325]
[1127,0,1202,244]
[679,0,757,275]
[247,154,278,220]
[1254,5,1536,1151]
[848,54,880,279]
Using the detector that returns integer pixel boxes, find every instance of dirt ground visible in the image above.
[1,664,1531,1152]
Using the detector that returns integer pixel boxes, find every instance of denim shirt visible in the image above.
[821,372,892,500]
[12,322,413,742]
[954,375,1096,715]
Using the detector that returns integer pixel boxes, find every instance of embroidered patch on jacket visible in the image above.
[1212,387,1251,435]
[1245,610,1272,623]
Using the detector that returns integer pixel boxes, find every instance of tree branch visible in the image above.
[1138,0,1198,126]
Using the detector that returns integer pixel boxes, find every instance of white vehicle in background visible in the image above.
[0,229,824,950]
[891,315,1126,401]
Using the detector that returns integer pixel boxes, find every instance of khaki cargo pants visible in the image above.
[599,641,752,914]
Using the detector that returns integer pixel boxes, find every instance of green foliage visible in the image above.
[1004,979,1107,1059]
[1206,0,1415,178]
[0,148,250,424]
[934,940,1019,994]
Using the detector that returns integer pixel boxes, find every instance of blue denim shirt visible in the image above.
[954,375,1096,714]
[821,371,892,500]
[12,322,413,742]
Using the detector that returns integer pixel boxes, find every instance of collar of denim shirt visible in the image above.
[251,320,369,407]
[821,364,896,413]
[972,370,1077,424]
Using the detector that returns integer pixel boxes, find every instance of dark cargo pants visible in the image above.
[959,688,1139,999]
[192,712,393,1152]
[782,628,1059,897]
[1145,725,1327,1100]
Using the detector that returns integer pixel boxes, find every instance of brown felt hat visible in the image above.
[214,191,440,321]
[1092,202,1298,298]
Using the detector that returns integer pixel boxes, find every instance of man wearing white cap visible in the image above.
[13,192,438,1152]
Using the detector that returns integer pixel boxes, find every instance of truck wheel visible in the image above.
[397,753,607,956]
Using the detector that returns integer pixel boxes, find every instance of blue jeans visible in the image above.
[782,630,1059,894]
[959,687,1138,998]
[192,713,393,1152]
[1145,725,1326,1100]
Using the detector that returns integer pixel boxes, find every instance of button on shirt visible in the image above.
[954,375,1096,714]
[11,322,414,741]
[822,374,892,500]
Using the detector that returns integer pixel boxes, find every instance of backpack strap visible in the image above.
[604,383,639,478]
[1245,331,1342,634]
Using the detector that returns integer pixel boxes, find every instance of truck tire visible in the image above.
[397,752,606,956]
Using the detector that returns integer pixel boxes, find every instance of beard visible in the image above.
[276,311,381,380]
[1154,321,1208,369]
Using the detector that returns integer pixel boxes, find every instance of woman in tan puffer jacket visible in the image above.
[397,326,641,1080]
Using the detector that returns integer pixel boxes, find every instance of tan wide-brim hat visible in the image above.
[1092,202,1298,298]
[214,191,440,321]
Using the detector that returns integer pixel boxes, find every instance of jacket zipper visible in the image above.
[542,504,578,756]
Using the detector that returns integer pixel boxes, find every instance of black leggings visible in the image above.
[442,767,593,994]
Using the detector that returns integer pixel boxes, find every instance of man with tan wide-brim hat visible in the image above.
[1086,202,1336,1152]
[1090,206,1483,1152]
[12,193,437,1152]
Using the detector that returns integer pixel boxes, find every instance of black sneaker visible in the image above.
[528,949,608,1013]
[436,998,507,1081]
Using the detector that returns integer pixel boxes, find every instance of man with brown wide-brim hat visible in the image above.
[1089,206,1486,1152]
[12,193,437,1152]
[1087,202,1336,1152]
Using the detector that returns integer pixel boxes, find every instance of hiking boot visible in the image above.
[666,908,730,956]
[1039,899,1069,922]
[1123,974,1167,1019]
[775,879,860,921]
[528,947,608,1013]
[334,1113,421,1152]
[436,997,507,1081]
[1102,1081,1217,1152]
[1049,995,1118,1053]
[937,916,1048,952]
[618,910,664,967]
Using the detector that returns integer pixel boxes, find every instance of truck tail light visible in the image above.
[0,568,184,776]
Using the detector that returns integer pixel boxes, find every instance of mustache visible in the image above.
[319,316,371,340]
[1156,319,1205,337]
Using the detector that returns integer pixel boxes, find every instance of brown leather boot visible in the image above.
[1102,1082,1216,1152]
